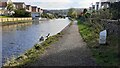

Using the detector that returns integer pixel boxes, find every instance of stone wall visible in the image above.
[100,19,119,36]
[0,17,32,22]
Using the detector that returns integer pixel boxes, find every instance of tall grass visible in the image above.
[77,20,119,66]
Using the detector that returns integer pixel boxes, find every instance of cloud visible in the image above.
[12,0,100,9]
[12,0,72,3]
[28,2,72,9]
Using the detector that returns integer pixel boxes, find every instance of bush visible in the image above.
[91,9,112,19]
[13,9,31,17]
[41,13,55,19]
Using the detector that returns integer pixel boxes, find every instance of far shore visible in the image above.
[1,18,52,26]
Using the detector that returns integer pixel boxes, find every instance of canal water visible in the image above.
[2,18,70,64]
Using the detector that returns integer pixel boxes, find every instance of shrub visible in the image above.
[34,44,42,50]
[13,9,31,17]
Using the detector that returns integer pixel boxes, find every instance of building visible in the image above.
[99,0,120,9]
[38,8,40,12]
[0,0,44,17]
[92,5,95,10]
[13,2,26,9]
[96,2,99,10]
[107,0,120,3]
[31,6,37,12]
[31,6,41,19]
[0,0,12,15]
[92,0,120,11]
[26,5,32,12]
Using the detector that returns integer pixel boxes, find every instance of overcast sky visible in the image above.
[12,0,100,9]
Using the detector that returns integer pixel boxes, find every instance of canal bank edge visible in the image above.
[1,18,55,26]
[3,21,73,67]
[0,18,32,23]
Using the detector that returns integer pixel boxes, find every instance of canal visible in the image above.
[2,18,70,64]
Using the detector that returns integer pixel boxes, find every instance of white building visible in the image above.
[99,0,120,9]
[0,0,12,15]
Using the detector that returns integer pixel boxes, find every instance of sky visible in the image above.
[12,0,100,9]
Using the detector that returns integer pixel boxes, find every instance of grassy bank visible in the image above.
[0,16,11,18]
[77,20,119,66]
[3,32,63,67]
[3,22,72,67]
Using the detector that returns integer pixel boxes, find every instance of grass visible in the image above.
[77,20,119,66]
[0,16,11,18]
[3,32,63,67]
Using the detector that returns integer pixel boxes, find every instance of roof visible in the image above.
[13,2,25,4]
[31,6,37,8]
[26,5,31,6]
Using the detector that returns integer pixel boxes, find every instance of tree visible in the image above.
[13,9,31,17]
[7,2,14,15]
[68,8,77,19]
[83,8,87,14]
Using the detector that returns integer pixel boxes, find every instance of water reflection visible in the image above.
[2,22,32,31]
[2,18,70,64]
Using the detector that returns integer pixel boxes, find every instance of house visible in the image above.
[13,2,26,10]
[92,5,95,10]
[37,8,43,14]
[89,7,92,10]
[107,0,120,3]
[31,6,37,12]
[99,0,120,9]
[31,6,40,19]
[0,0,12,15]
[92,0,120,11]
[26,5,32,12]
[96,2,100,10]
[38,8,40,12]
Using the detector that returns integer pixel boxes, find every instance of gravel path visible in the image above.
[27,21,97,66]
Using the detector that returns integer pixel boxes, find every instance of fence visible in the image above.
[0,17,32,22]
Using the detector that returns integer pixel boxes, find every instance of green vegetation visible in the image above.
[77,6,119,66]
[13,9,31,17]
[0,16,11,18]
[83,8,88,14]
[41,13,65,19]
[41,13,57,19]
[6,2,14,16]
[68,8,77,19]
[77,20,119,66]
[91,9,112,19]
[3,30,65,67]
